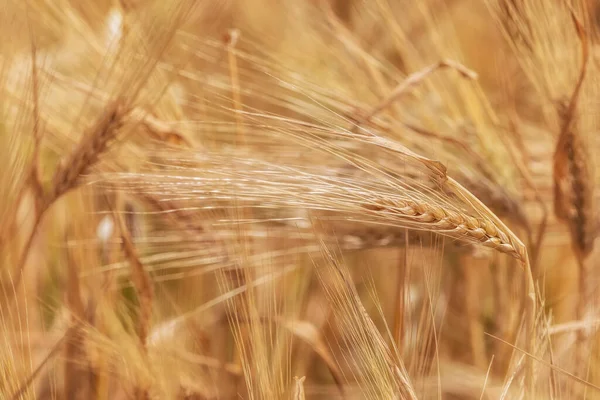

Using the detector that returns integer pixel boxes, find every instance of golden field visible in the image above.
[1,0,600,399]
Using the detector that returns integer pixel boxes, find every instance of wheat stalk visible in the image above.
[112,199,153,400]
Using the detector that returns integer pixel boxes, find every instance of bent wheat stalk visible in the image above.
[351,59,478,131]
[112,198,153,400]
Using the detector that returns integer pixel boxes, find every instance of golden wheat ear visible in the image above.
[552,9,596,264]
[8,100,127,293]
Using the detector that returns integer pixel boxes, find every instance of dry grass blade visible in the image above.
[479,355,495,400]
[445,177,536,394]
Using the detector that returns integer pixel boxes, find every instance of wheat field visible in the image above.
[1,0,600,399]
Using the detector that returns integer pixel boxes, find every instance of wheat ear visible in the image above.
[10,100,126,294]
[362,195,523,259]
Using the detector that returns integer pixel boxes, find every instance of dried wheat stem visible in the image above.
[393,232,410,351]
[225,29,244,144]
[112,200,153,400]
[114,204,153,347]
[64,238,88,398]
[354,59,477,129]
[28,32,44,204]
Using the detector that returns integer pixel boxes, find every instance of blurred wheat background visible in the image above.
[1,0,600,399]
